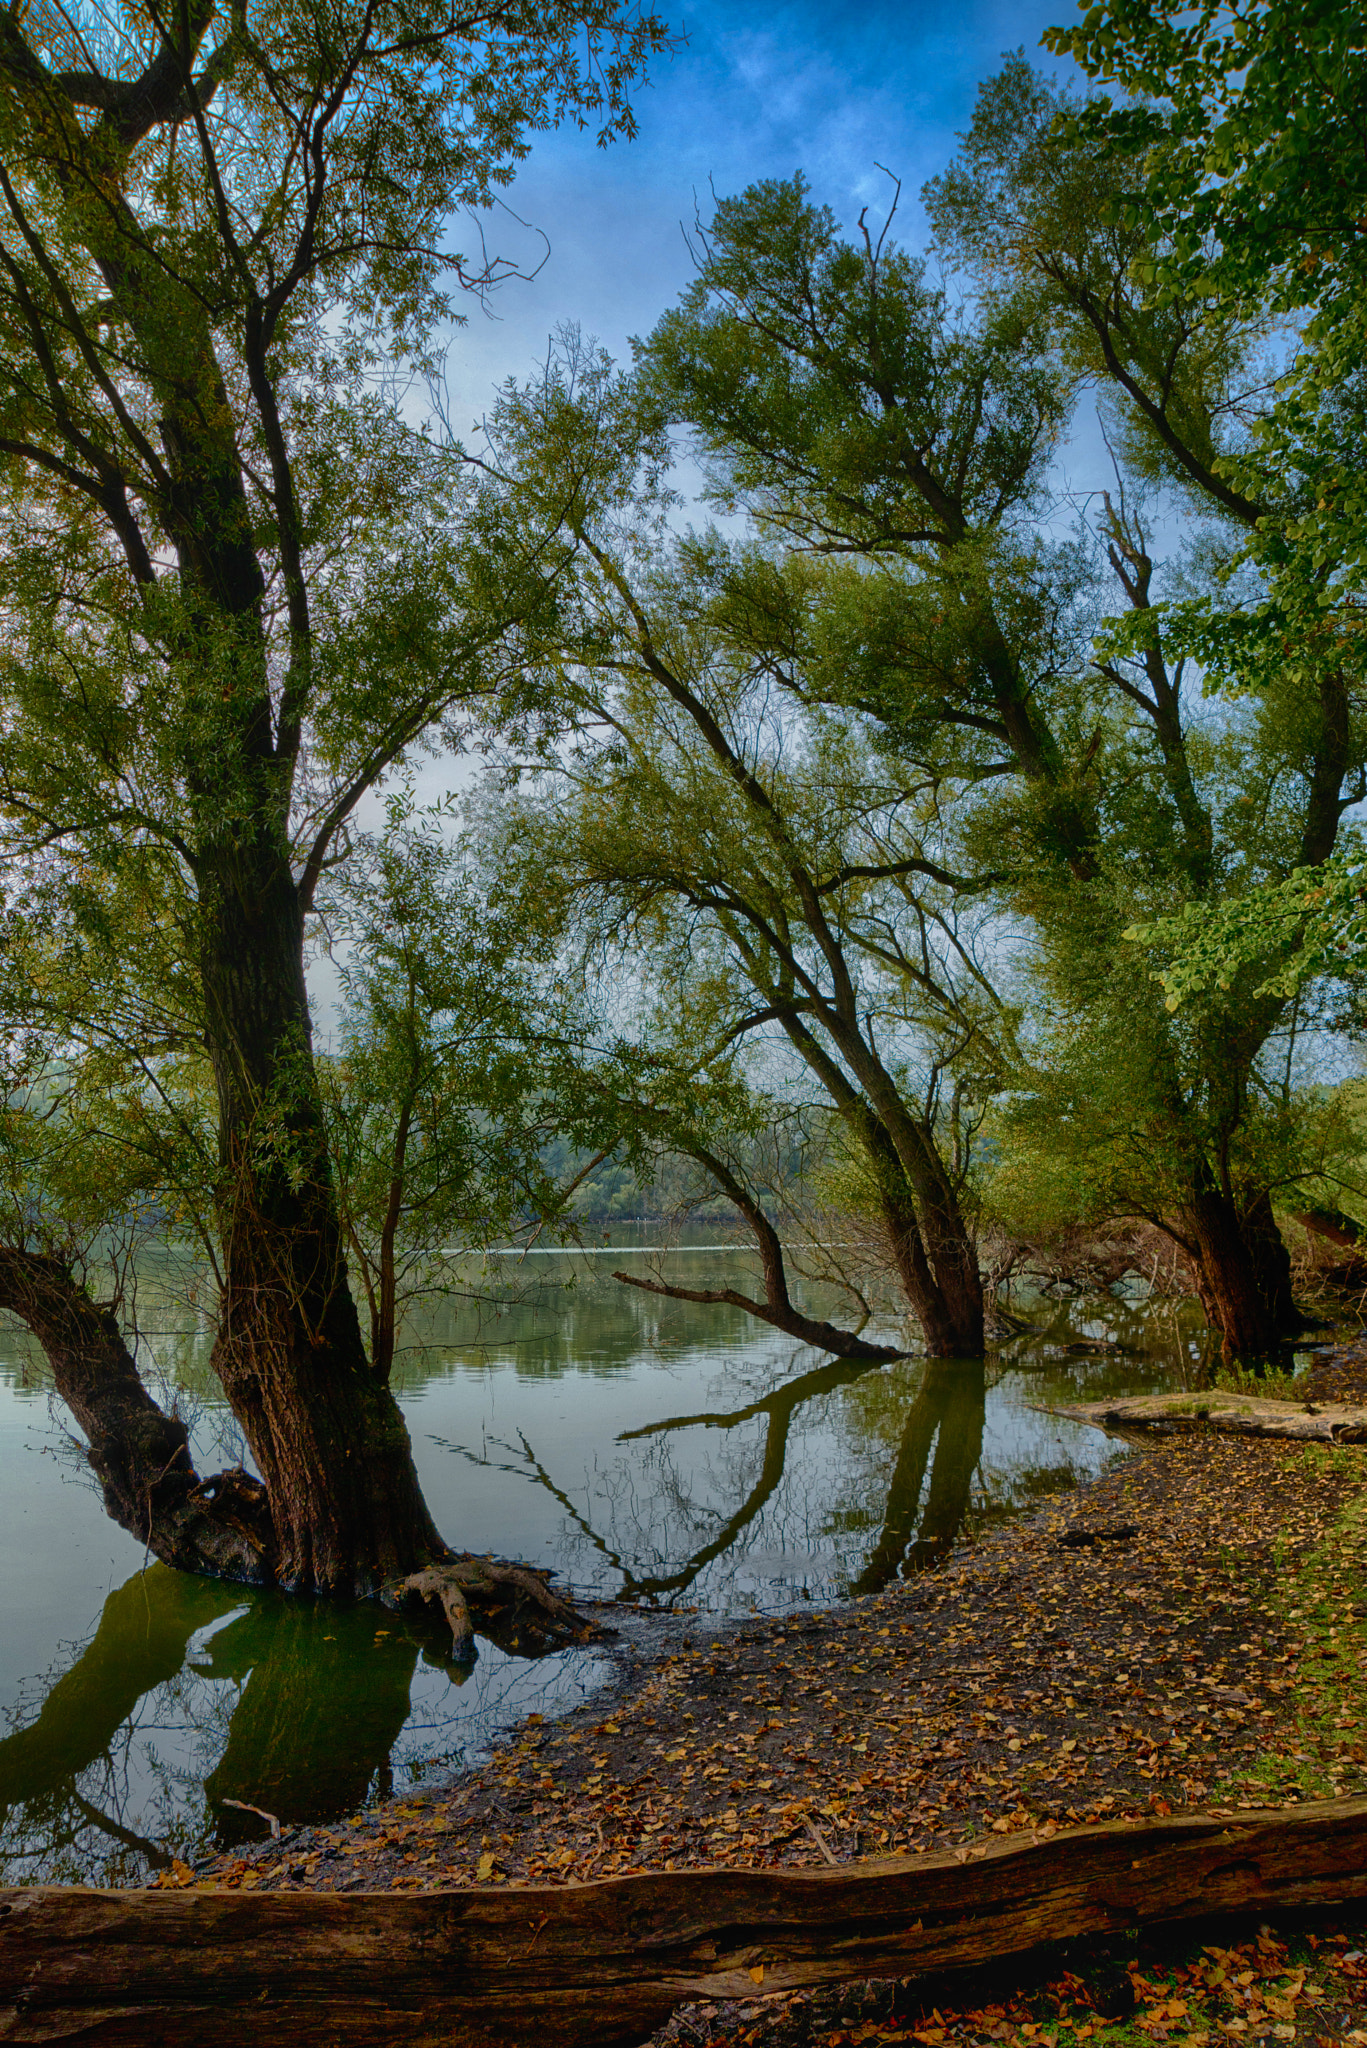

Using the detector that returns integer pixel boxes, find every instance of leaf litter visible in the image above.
[172,1354,1367,2046]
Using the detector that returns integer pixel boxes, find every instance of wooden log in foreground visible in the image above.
[1041,1390,1367,1443]
[5,1798,1367,2046]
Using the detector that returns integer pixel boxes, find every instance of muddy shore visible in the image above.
[164,1346,1367,2042]
[178,1353,1367,1892]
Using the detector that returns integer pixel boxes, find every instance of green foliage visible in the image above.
[1127,843,1367,1008]
[1043,2,1367,323]
[925,52,1269,524]
[1212,1361,1303,1401]
[317,793,582,1349]
[469,335,1013,1329]
[0,0,671,1381]
[1036,3,1367,995]
[644,171,1070,553]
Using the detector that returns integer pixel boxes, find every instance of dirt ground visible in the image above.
[174,1342,1367,2044]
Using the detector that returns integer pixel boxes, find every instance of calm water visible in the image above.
[0,1244,1209,1885]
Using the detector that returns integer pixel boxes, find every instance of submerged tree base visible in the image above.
[0,1246,593,1654]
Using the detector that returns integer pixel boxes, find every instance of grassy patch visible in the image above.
[1212,1363,1307,1402]
[1229,1445,1367,1804]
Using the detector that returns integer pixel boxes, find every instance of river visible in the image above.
[0,1240,1209,1885]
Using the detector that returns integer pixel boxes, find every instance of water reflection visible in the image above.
[851,1362,986,1593]
[497,1355,993,1604]
[0,1566,607,1884]
[0,1262,1217,1886]
[517,1350,894,1602]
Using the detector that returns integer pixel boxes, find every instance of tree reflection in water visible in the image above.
[0,1565,601,1884]
[514,1352,891,1602]
[498,1354,989,1607]
[850,1361,986,1593]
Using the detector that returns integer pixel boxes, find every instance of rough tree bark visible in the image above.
[0,1247,274,1582]
[4,1797,1367,2045]
[1183,1184,1304,1363]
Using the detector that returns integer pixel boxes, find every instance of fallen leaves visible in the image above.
[642,1918,1367,2046]
[192,1430,1367,1967]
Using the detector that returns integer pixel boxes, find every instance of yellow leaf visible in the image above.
[749,1965,765,1985]
[476,1852,496,1882]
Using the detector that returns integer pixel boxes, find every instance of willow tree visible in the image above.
[0,0,667,1612]
[634,143,1366,1359]
[473,344,1014,1357]
[925,59,1366,1354]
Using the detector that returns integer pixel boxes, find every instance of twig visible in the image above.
[221,1798,281,1839]
[802,1812,839,1866]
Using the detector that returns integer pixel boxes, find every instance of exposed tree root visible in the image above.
[387,1553,597,1663]
[392,1567,475,1659]
[439,1555,594,1656]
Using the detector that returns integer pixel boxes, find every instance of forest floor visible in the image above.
[175,1339,1367,2045]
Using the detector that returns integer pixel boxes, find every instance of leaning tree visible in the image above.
[0,0,668,1628]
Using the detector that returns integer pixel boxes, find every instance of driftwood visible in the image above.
[5,1797,1367,2045]
[1040,1389,1367,1444]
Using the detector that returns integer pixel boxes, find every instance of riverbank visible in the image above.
[182,1374,1367,1889]
[168,1344,1367,2040]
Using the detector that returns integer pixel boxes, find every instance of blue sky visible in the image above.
[322,0,1106,1012]
[440,0,1081,428]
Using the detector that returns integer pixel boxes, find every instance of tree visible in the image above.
[632,148,1367,1358]
[0,0,668,1610]
[317,793,603,1380]
[926,60,1367,1353]
[474,341,1014,1356]
[1038,1,1367,996]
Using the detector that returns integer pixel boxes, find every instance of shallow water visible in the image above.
[0,1244,1209,1884]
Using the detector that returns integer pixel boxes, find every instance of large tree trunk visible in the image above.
[1184,1184,1303,1362]
[1,105,579,1636]
[106,252,455,1598]
[855,1109,983,1357]
[777,1019,985,1358]
[194,830,449,1596]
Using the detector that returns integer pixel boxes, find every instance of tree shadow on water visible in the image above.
[849,1360,987,1594]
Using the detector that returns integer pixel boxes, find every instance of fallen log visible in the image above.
[1038,1389,1367,1443]
[5,1797,1367,2046]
